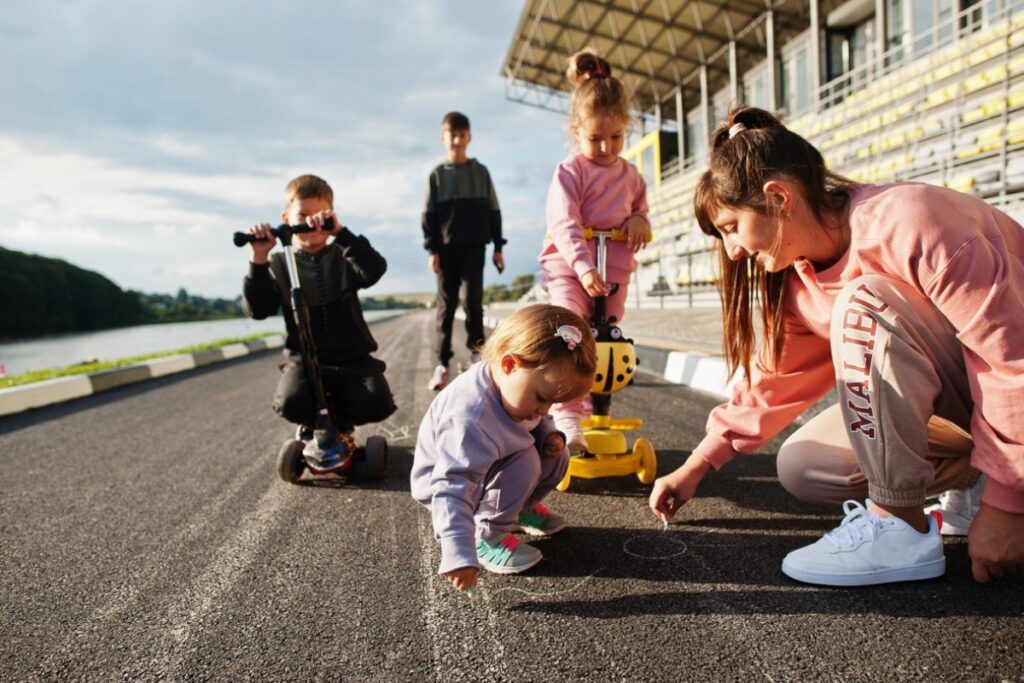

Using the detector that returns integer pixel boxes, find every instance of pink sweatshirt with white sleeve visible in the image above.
[695,183,1024,513]
[539,154,648,281]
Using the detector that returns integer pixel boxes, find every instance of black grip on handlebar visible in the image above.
[231,217,338,247]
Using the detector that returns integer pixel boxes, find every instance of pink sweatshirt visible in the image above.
[696,183,1024,513]
[539,154,648,280]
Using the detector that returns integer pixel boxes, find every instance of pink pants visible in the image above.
[543,272,630,423]
[776,275,978,508]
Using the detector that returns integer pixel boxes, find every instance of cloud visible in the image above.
[0,0,577,299]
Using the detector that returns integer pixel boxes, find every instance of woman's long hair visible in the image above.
[694,107,853,380]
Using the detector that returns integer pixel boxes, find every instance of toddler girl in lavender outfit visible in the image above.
[411,304,597,595]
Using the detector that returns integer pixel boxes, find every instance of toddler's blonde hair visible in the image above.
[481,304,596,379]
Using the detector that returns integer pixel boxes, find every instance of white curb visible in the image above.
[145,354,197,378]
[0,375,94,417]
[0,334,290,418]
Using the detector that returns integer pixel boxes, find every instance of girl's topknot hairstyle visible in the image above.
[565,48,631,131]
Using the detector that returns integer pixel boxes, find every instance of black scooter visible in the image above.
[233,220,387,483]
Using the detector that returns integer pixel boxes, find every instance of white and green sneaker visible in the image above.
[476,534,542,574]
[516,502,567,536]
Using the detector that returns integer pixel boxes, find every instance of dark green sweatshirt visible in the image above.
[421,159,504,253]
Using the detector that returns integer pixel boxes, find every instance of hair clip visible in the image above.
[554,324,583,351]
[728,122,747,139]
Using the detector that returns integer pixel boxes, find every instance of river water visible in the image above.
[0,311,405,376]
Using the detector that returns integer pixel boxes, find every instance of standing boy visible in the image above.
[422,112,505,390]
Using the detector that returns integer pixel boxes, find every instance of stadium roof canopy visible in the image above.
[501,0,844,121]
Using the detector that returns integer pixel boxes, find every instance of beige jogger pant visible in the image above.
[777,275,979,508]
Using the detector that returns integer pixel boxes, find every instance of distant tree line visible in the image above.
[361,296,424,311]
[483,274,536,304]
[0,246,427,340]
[139,289,241,324]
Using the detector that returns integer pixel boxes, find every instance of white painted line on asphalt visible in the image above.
[145,354,197,377]
[33,454,273,678]
[417,514,452,681]
[0,375,94,417]
[153,482,293,675]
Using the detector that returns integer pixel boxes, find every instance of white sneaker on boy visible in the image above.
[924,473,986,536]
[781,499,946,587]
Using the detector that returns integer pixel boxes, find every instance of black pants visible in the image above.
[435,243,486,366]
[273,355,396,432]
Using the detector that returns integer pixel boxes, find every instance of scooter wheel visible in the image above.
[363,436,388,480]
[634,437,657,485]
[277,439,306,484]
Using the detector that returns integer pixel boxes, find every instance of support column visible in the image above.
[729,40,740,105]
[875,0,887,72]
[675,87,686,167]
[810,0,821,109]
[766,9,778,111]
[700,63,710,154]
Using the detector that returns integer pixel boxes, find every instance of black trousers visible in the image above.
[272,355,396,433]
[435,243,486,366]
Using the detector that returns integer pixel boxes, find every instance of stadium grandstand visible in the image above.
[501,0,1024,307]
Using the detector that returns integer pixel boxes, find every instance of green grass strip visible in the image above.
[1,332,279,389]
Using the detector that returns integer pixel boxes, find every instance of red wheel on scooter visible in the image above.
[363,436,388,480]
[277,439,306,484]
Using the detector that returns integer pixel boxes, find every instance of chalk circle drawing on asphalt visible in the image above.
[622,531,689,560]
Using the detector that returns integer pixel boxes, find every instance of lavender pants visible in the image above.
[474,448,569,540]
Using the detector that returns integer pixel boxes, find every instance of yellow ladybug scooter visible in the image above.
[556,227,656,491]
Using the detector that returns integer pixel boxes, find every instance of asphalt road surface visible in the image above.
[2,311,1022,682]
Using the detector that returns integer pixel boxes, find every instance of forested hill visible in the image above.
[0,246,150,339]
[0,246,242,340]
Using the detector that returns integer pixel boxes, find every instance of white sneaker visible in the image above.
[427,364,448,390]
[781,499,946,587]
[924,474,986,536]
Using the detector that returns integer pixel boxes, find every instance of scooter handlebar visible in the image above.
[232,217,338,246]
[581,225,654,242]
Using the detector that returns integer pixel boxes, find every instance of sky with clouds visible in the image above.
[0,0,580,299]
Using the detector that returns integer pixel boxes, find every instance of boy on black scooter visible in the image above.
[241,174,397,470]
